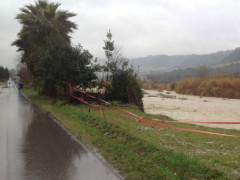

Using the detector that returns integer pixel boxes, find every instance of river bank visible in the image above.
[143,90,240,130]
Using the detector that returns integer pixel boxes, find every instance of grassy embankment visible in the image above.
[21,88,240,179]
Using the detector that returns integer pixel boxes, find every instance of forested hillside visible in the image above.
[130,50,233,74]
[223,47,240,62]
[148,63,240,83]
[178,50,232,68]
[0,66,10,80]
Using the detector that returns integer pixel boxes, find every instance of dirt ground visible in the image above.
[143,90,240,130]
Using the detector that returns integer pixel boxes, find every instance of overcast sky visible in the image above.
[1,0,240,68]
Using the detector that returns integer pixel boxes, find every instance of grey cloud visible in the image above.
[1,0,240,68]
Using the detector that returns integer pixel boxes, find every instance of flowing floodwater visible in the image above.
[0,86,121,180]
[143,90,240,130]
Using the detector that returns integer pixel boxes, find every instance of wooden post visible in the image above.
[99,107,103,118]
[102,108,107,121]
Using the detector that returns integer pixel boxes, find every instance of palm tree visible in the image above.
[12,0,77,74]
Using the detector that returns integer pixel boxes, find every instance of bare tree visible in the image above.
[111,45,128,71]
[16,62,33,85]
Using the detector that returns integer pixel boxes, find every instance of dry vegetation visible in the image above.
[175,74,240,98]
[142,80,173,91]
[142,74,240,99]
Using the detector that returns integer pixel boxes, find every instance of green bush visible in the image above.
[110,68,143,111]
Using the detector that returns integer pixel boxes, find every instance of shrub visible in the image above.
[110,68,143,110]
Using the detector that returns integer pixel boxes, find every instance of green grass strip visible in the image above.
[21,88,240,179]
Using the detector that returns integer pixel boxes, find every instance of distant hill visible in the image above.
[148,68,196,83]
[131,55,189,68]
[147,62,240,83]
[178,50,232,68]
[130,50,233,75]
[98,47,240,82]
[130,55,189,76]
[223,47,240,62]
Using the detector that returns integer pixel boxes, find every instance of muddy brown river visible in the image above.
[0,86,121,180]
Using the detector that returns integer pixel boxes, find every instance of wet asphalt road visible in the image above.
[0,86,120,180]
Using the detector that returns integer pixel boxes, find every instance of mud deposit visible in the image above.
[143,90,240,130]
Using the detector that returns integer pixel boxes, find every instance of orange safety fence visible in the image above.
[69,84,240,138]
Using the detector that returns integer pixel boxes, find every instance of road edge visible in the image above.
[18,90,124,180]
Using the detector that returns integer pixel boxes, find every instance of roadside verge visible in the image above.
[21,88,240,179]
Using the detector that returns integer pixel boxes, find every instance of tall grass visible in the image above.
[142,80,173,91]
[175,74,240,98]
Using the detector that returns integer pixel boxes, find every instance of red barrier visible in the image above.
[72,87,110,105]
[169,121,240,124]
[163,125,240,138]
[104,106,138,122]
[145,117,240,125]
[69,84,240,138]
[139,120,240,138]
[115,107,141,118]
[71,93,138,122]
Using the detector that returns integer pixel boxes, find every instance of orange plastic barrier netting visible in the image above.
[69,84,240,138]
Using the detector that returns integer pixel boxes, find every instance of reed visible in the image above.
[175,74,240,99]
